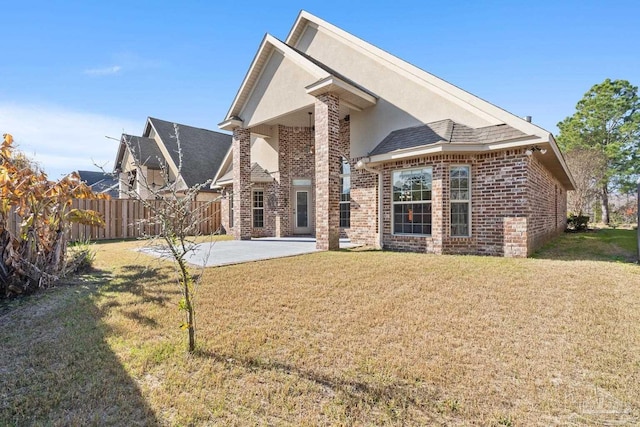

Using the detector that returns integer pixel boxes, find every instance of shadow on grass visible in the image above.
[101,264,178,306]
[533,228,639,263]
[0,271,159,425]
[193,348,442,422]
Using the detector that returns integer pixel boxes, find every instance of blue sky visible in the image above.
[2,0,639,178]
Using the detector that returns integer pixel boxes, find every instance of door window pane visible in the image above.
[297,191,308,228]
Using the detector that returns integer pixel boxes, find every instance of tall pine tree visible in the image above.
[557,79,640,224]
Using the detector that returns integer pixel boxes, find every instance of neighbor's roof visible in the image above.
[114,135,164,171]
[146,117,232,187]
[370,120,528,156]
[76,170,119,198]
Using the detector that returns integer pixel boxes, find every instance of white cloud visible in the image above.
[0,103,140,179]
[84,65,122,76]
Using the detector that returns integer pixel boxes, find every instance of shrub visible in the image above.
[566,214,590,232]
[1,133,107,298]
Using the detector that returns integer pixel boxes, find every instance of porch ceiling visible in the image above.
[255,103,352,129]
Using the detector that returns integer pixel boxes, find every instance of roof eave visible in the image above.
[367,136,546,164]
[305,76,377,110]
[218,118,244,131]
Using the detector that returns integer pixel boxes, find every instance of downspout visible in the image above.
[355,158,383,249]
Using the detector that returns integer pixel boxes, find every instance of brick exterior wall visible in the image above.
[224,124,566,257]
[232,128,251,240]
[349,161,379,246]
[378,149,568,257]
[251,182,277,238]
[277,125,316,237]
[220,189,231,234]
[314,93,341,250]
[526,154,567,252]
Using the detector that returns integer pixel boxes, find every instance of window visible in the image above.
[229,191,234,228]
[340,158,351,228]
[392,168,432,235]
[127,170,137,191]
[450,165,470,237]
[253,190,264,228]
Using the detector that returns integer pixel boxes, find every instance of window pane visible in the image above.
[393,202,431,235]
[296,191,308,228]
[253,190,264,228]
[393,168,432,202]
[450,166,470,236]
[340,158,351,226]
[451,202,469,236]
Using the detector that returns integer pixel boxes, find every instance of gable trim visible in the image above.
[221,34,331,128]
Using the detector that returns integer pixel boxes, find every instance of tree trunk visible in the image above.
[601,185,610,225]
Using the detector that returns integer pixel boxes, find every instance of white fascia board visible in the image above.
[211,147,233,185]
[228,33,330,125]
[548,134,577,189]
[146,118,180,179]
[268,35,328,78]
[223,34,271,123]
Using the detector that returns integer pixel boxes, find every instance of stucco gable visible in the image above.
[285,10,574,189]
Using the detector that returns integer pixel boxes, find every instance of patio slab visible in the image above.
[140,237,359,267]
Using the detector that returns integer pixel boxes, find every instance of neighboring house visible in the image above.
[213,10,575,257]
[114,117,232,201]
[76,170,119,198]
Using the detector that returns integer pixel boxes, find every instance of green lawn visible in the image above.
[1,230,639,425]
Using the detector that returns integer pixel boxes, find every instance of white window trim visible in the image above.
[252,188,265,228]
[392,166,433,236]
[450,164,471,237]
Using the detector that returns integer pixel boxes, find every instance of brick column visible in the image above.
[276,125,290,237]
[431,162,444,254]
[314,93,341,250]
[232,127,252,240]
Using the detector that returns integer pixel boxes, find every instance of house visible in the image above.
[114,117,232,201]
[75,170,119,198]
[212,11,575,257]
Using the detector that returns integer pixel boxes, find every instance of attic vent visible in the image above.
[524,116,532,123]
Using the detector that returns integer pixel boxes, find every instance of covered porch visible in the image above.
[218,35,377,250]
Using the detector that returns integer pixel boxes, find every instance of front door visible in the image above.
[293,188,312,235]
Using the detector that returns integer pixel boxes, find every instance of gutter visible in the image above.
[355,157,383,249]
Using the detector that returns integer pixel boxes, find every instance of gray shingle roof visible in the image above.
[147,117,232,188]
[215,162,273,186]
[369,120,527,156]
[250,162,274,182]
[121,135,164,169]
[76,170,119,198]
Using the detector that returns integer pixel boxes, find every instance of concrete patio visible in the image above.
[140,237,359,267]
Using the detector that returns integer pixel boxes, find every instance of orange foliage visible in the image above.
[1,133,109,296]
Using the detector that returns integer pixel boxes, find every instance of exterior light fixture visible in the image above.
[308,112,315,155]
[525,146,547,156]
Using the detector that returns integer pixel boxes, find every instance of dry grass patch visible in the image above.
[1,231,639,425]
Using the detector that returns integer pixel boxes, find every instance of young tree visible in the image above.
[119,125,218,353]
[557,79,640,224]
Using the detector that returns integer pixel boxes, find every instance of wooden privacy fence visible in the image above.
[6,199,222,241]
